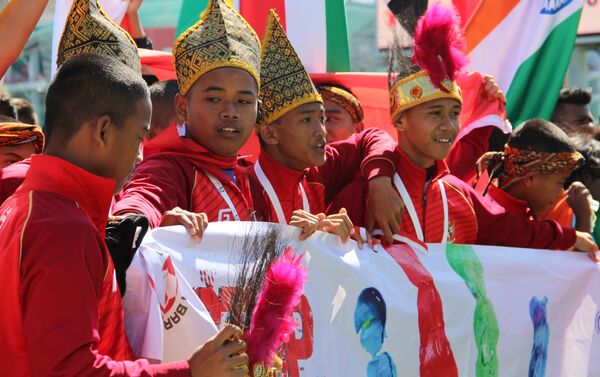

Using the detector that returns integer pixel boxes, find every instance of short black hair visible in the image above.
[10,97,38,125]
[567,136,600,186]
[508,118,576,153]
[149,79,179,131]
[44,53,149,146]
[0,93,16,118]
[555,87,592,107]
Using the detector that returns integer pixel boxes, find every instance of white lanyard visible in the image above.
[392,173,449,244]
[205,171,240,221]
[254,160,310,224]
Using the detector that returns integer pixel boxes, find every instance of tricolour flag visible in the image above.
[462,0,583,125]
[176,0,351,73]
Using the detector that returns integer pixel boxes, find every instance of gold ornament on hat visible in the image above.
[173,0,261,96]
[57,0,140,72]
[258,10,322,126]
[389,71,461,121]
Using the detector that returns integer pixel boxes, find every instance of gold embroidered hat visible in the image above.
[388,4,467,121]
[317,85,364,124]
[173,0,261,96]
[258,10,322,126]
[57,0,140,72]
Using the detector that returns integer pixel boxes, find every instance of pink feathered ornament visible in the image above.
[245,247,307,367]
[412,3,469,89]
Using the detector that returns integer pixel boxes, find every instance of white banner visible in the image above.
[124,222,600,376]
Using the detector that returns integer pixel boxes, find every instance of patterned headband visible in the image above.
[476,145,584,191]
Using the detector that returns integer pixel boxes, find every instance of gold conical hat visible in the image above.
[57,0,140,72]
[259,10,322,126]
[173,0,261,96]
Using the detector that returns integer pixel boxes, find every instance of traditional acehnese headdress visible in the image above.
[173,0,261,96]
[317,85,364,124]
[258,10,322,126]
[57,0,140,72]
[388,4,467,121]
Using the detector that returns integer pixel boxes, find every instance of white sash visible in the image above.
[392,173,449,244]
[254,160,310,224]
[205,171,240,221]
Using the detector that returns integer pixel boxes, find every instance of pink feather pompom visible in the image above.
[246,247,308,366]
[412,3,469,88]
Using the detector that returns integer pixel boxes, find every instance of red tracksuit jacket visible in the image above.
[0,155,189,376]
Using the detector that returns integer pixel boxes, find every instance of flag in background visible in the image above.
[176,0,351,73]
[461,0,584,125]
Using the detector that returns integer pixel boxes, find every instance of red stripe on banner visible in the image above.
[239,0,287,37]
[386,244,458,377]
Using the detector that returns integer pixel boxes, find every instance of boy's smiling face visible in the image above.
[394,98,461,168]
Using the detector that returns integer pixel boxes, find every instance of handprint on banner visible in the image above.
[354,287,397,377]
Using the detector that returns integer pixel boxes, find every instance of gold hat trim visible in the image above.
[173,0,261,95]
[390,70,462,121]
[261,92,323,127]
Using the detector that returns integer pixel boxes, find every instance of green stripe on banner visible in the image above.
[505,9,582,126]
[325,0,351,72]
[176,0,209,38]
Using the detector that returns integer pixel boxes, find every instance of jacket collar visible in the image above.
[395,146,449,197]
[257,150,306,201]
[487,182,531,218]
[22,154,115,237]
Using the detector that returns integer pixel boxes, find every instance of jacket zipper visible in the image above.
[422,179,431,241]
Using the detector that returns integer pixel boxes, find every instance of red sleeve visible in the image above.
[309,128,396,203]
[328,178,368,225]
[445,127,493,183]
[445,176,577,249]
[112,156,194,228]
[20,220,191,376]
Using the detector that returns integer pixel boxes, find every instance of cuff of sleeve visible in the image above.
[149,360,191,377]
[362,158,395,180]
[560,227,577,250]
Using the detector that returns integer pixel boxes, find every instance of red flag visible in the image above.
[239,0,287,37]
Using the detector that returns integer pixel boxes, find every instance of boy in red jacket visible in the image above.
[331,4,596,256]
[0,53,248,376]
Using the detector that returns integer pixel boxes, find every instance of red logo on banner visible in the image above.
[159,256,179,314]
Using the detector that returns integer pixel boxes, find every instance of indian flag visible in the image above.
[463,0,583,125]
[176,0,351,73]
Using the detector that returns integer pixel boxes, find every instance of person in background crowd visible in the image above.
[0,115,43,169]
[10,97,38,125]
[317,85,365,144]
[476,119,597,259]
[551,87,596,137]
[0,93,17,118]
[147,79,179,141]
